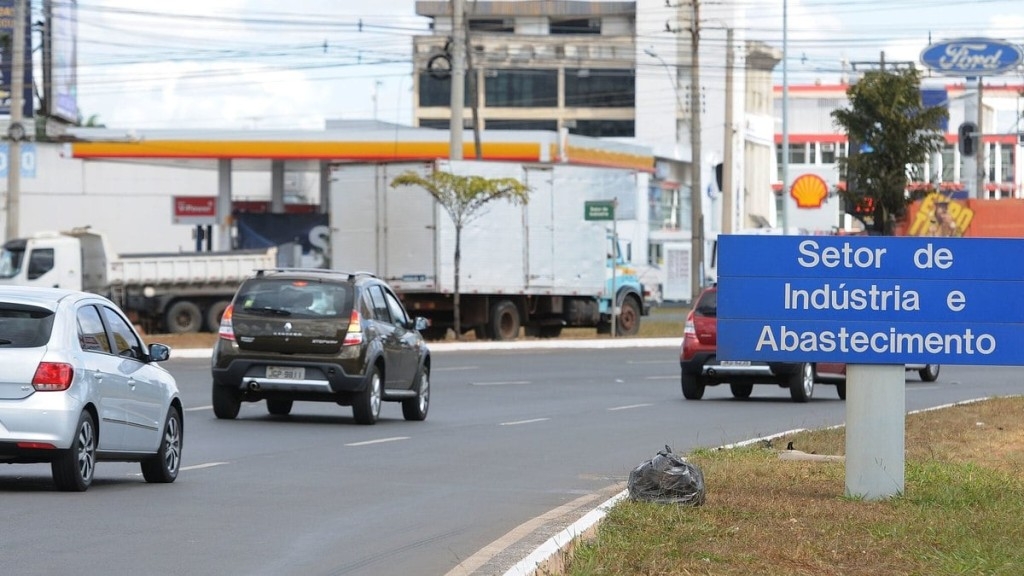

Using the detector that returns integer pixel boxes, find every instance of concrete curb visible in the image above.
[169,337,681,360]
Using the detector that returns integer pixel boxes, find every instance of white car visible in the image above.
[0,287,182,491]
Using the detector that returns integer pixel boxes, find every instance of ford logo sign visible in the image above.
[920,37,1024,76]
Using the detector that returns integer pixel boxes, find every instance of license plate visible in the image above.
[719,361,751,367]
[266,366,305,379]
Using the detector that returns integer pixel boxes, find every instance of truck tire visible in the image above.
[489,300,520,341]
[616,295,641,336]
[165,300,203,334]
[205,300,231,332]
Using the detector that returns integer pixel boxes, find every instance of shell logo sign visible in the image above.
[790,174,829,208]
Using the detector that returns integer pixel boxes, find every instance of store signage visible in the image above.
[920,38,1023,76]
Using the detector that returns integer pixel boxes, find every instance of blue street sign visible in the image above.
[920,38,1024,76]
[717,235,1024,366]
[0,143,36,178]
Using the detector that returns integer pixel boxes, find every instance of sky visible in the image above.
[62,0,1024,131]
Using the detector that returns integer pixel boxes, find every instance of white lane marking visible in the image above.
[472,380,530,386]
[345,437,410,447]
[500,418,550,426]
[181,462,228,471]
[185,405,211,412]
[607,403,652,411]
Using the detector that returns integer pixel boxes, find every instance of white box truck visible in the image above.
[330,160,651,340]
[0,227,277,333]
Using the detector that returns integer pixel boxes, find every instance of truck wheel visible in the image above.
[489,300,520,341]
[616,296,641,336]
[205,300,231,332]
[165,301,203,334]
[788,363,815,403]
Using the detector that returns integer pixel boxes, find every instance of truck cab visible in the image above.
[0,232,92,291]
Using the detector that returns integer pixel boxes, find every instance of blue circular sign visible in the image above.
[920,37,1024,76]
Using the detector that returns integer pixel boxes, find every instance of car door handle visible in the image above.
[128,379,136,390]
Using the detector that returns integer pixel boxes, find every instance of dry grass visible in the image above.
[562,396,1024,576]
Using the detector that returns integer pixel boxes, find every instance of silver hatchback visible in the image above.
[0,287,182,491]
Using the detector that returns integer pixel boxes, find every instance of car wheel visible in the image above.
[919,364,940,382]
[52,411,97,492]
[353,367,382,425]
[788,363,814,403]
[402,367,430,421]
[835,382,847,400]
[616,296,641,336]
[212,384,242,420]
[267,399,293,416]
[165,300,203,334]
[730,383,753,399]
[141,406,182,484]
[681,371,705,400]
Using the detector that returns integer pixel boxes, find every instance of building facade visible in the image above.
[411,0,777,301]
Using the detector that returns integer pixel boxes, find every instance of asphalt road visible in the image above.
[1,345,1017,576]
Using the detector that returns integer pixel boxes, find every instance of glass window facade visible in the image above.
[565,69,635,108]
[570,119,634,138]
[418,72,471,107]
[485,69,558,107]
[486,119,558,131]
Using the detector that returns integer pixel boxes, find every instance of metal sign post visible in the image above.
[585,200,617,338]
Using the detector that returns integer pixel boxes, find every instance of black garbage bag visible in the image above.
[627,445,706,505]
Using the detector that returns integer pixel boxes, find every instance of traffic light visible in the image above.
[958,122,978,157]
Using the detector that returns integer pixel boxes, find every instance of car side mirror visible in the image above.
[148,343,171,362]
[414,317,429,332]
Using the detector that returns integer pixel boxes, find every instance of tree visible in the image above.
[831,68,948,235]
[390,168,530,339]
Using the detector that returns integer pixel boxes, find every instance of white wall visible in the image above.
[0,143,277,254]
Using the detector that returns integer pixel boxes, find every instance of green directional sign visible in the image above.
[584,200,615,221]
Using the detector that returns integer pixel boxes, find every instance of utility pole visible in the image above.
[688,0,703,299]
[449,0,466,161]
[975,81,985,199]
[722,26,734,235]
[5,0,26,241]
[781,0,789,234]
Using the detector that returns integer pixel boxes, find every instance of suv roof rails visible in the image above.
[255,268,378,281]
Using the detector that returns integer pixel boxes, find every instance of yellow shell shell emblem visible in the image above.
[790,174,829,208]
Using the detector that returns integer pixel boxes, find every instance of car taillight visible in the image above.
[683,311,696,337]
[219,304,235,341]
[343,309,364,346]
[32,362,74,391]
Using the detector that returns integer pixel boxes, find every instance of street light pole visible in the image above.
[5,0,26,241]
[449,0,465,161]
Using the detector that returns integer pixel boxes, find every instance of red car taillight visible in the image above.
[32,362,74,391]
[680,311,699,362]
[343,309,364,346]
[219,304,236,341]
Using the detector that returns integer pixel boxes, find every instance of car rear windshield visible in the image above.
[0,304,55,347]
[236,279,352,318]
[694,290,717,317]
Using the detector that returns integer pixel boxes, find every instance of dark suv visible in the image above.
[211,269,431,424]
[679,285,939,403]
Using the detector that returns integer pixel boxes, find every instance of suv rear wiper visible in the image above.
[244,307,293,316]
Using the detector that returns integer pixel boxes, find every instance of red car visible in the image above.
[679,285,940,402]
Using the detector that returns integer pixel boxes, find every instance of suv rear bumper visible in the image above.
[213,359,368,396]
[681,352,801,384]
